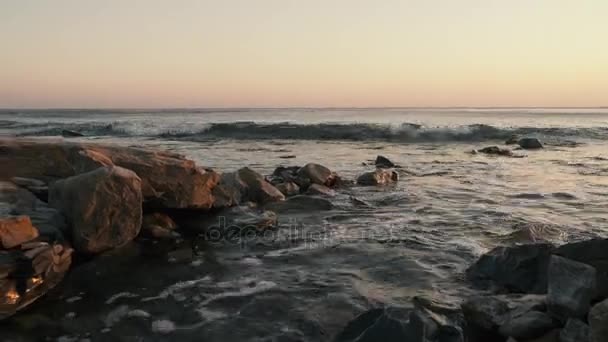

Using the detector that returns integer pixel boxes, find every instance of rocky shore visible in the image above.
[1,137,606,341]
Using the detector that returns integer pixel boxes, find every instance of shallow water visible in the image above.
[2,108,608,341]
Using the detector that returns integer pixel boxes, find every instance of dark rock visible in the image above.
[410,303,464,342]
[356,169,399,186]
[306,184,336,197]
[0,216,39,249]
[264,195,333,213]
[275,182,300,197]
[478,146,514,156]
[375,155,395,168]
[141,213,179,239]
[498,311,556,340]
[333,307,420,342]
[176,206,277,236]
[589,298,608,342]
[518,138,544,149]
[61,129,84,137]
[232,167,286,205]
[547,255,596,319]
[528,329,560,342]
[505,135,520,145]
[559,318,589,342]
[49,166,143,254]
[466,243,554,294]
[555,238,608,300]
[297,163,337,186]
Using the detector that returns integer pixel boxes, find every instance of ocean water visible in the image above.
[2,108,608,341]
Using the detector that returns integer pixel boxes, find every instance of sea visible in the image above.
[2,108,608,341]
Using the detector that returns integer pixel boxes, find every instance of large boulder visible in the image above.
[518,138,544,149]
[297,163,337,186]
[49,166,143,254]
[356,169,399,186]
[222,167,285,205]
[547,255,596,319]
[466,243,554,294]
[589,299,608,342]
[0,139,221,209]
[555,238,608,300]
[0,216,39,249]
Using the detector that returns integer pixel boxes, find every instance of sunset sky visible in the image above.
[1,0,607,108]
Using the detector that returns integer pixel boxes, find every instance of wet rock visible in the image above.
[555,238,608,300]
[177,206,277,236]
[466,243,554,294]
[588,298,608,342]
[529,329,560,342]
[230,167,286,205]
[141,213,179,239]
[275,182,300,197]
[49,166,143,254]
[505,135,520,145]
[0,182,67,244]
[297,163,337,186]
[61,129,84,137]
[547,255,596,319]
[265,195,333,213]
[498,310,556,340]
[410,300,464,342]
[518,138,544,149]
[559,318,589,342]
[334,308,419,342]
[9,177,48,202]
[211,172,243,208]
[356,169,399,186]
[375,155,395,168]
[272,166,301,181]
[478,146,514,156]
[0,216,39,249]
[306,184,336,197]
[462,296,510,335]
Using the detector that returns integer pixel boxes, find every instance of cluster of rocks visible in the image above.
[334,238,608,341]
[475,137,544,157]
[1,139,404,319]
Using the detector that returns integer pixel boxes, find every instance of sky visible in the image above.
[1,0,607,108]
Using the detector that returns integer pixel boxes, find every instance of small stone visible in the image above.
[518,138,544,149]
[0,216,39,249]
[547,255,596,319]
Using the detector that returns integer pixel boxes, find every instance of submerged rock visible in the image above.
[505,135,520,145]
[477,146,514,157]
[589,298,608,342]
[518,137,544,149]
[466,243,554,294]
[356,169,399,186]
[177,206,277,235]
[49,166,143,254]
[265,195,333,213]
[547,255,596,319]
[61,129,84,138]
[375,155,395,168]
[275,182,300,197]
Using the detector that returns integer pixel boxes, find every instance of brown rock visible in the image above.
[49,166,143,254]
[0,139,221,209]
[141,213,179,239]
[297,163,336,186]
[0,216,39,249]
[306,184,336,197]
[356,169,399,186]
[275,182,300,197]
[229,167,285,204]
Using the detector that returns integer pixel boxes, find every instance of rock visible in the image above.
[518,138,544,149]
[211,172,243,208]
[505,135,520,145]
[555,238,608,300]
[0,216,39,249]
[528,329,560,342]
[275,182,300,197]
[466,243,554,294]
[559,318,589,342]
[356,169,399,186]
[61,129,84,137]
[49,166,143,254]
[0,182,67,243]
[297,163,336,186]
[589,298,608,342]
[265,195,333,213]
[0,139,221,209]
[177,206,277,236]
[223,167,285,204]
[141,213,178,239]
[547,255,596,319]
[498,311,556,340]
[10,177,45,189]
[375,155,395,168]
[333,308,418,342]
[410,299,464,342]
[306,184,336,197]
[478,146,514,156]
[462,296,510,333]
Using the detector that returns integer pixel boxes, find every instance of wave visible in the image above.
[4,120,608,143]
